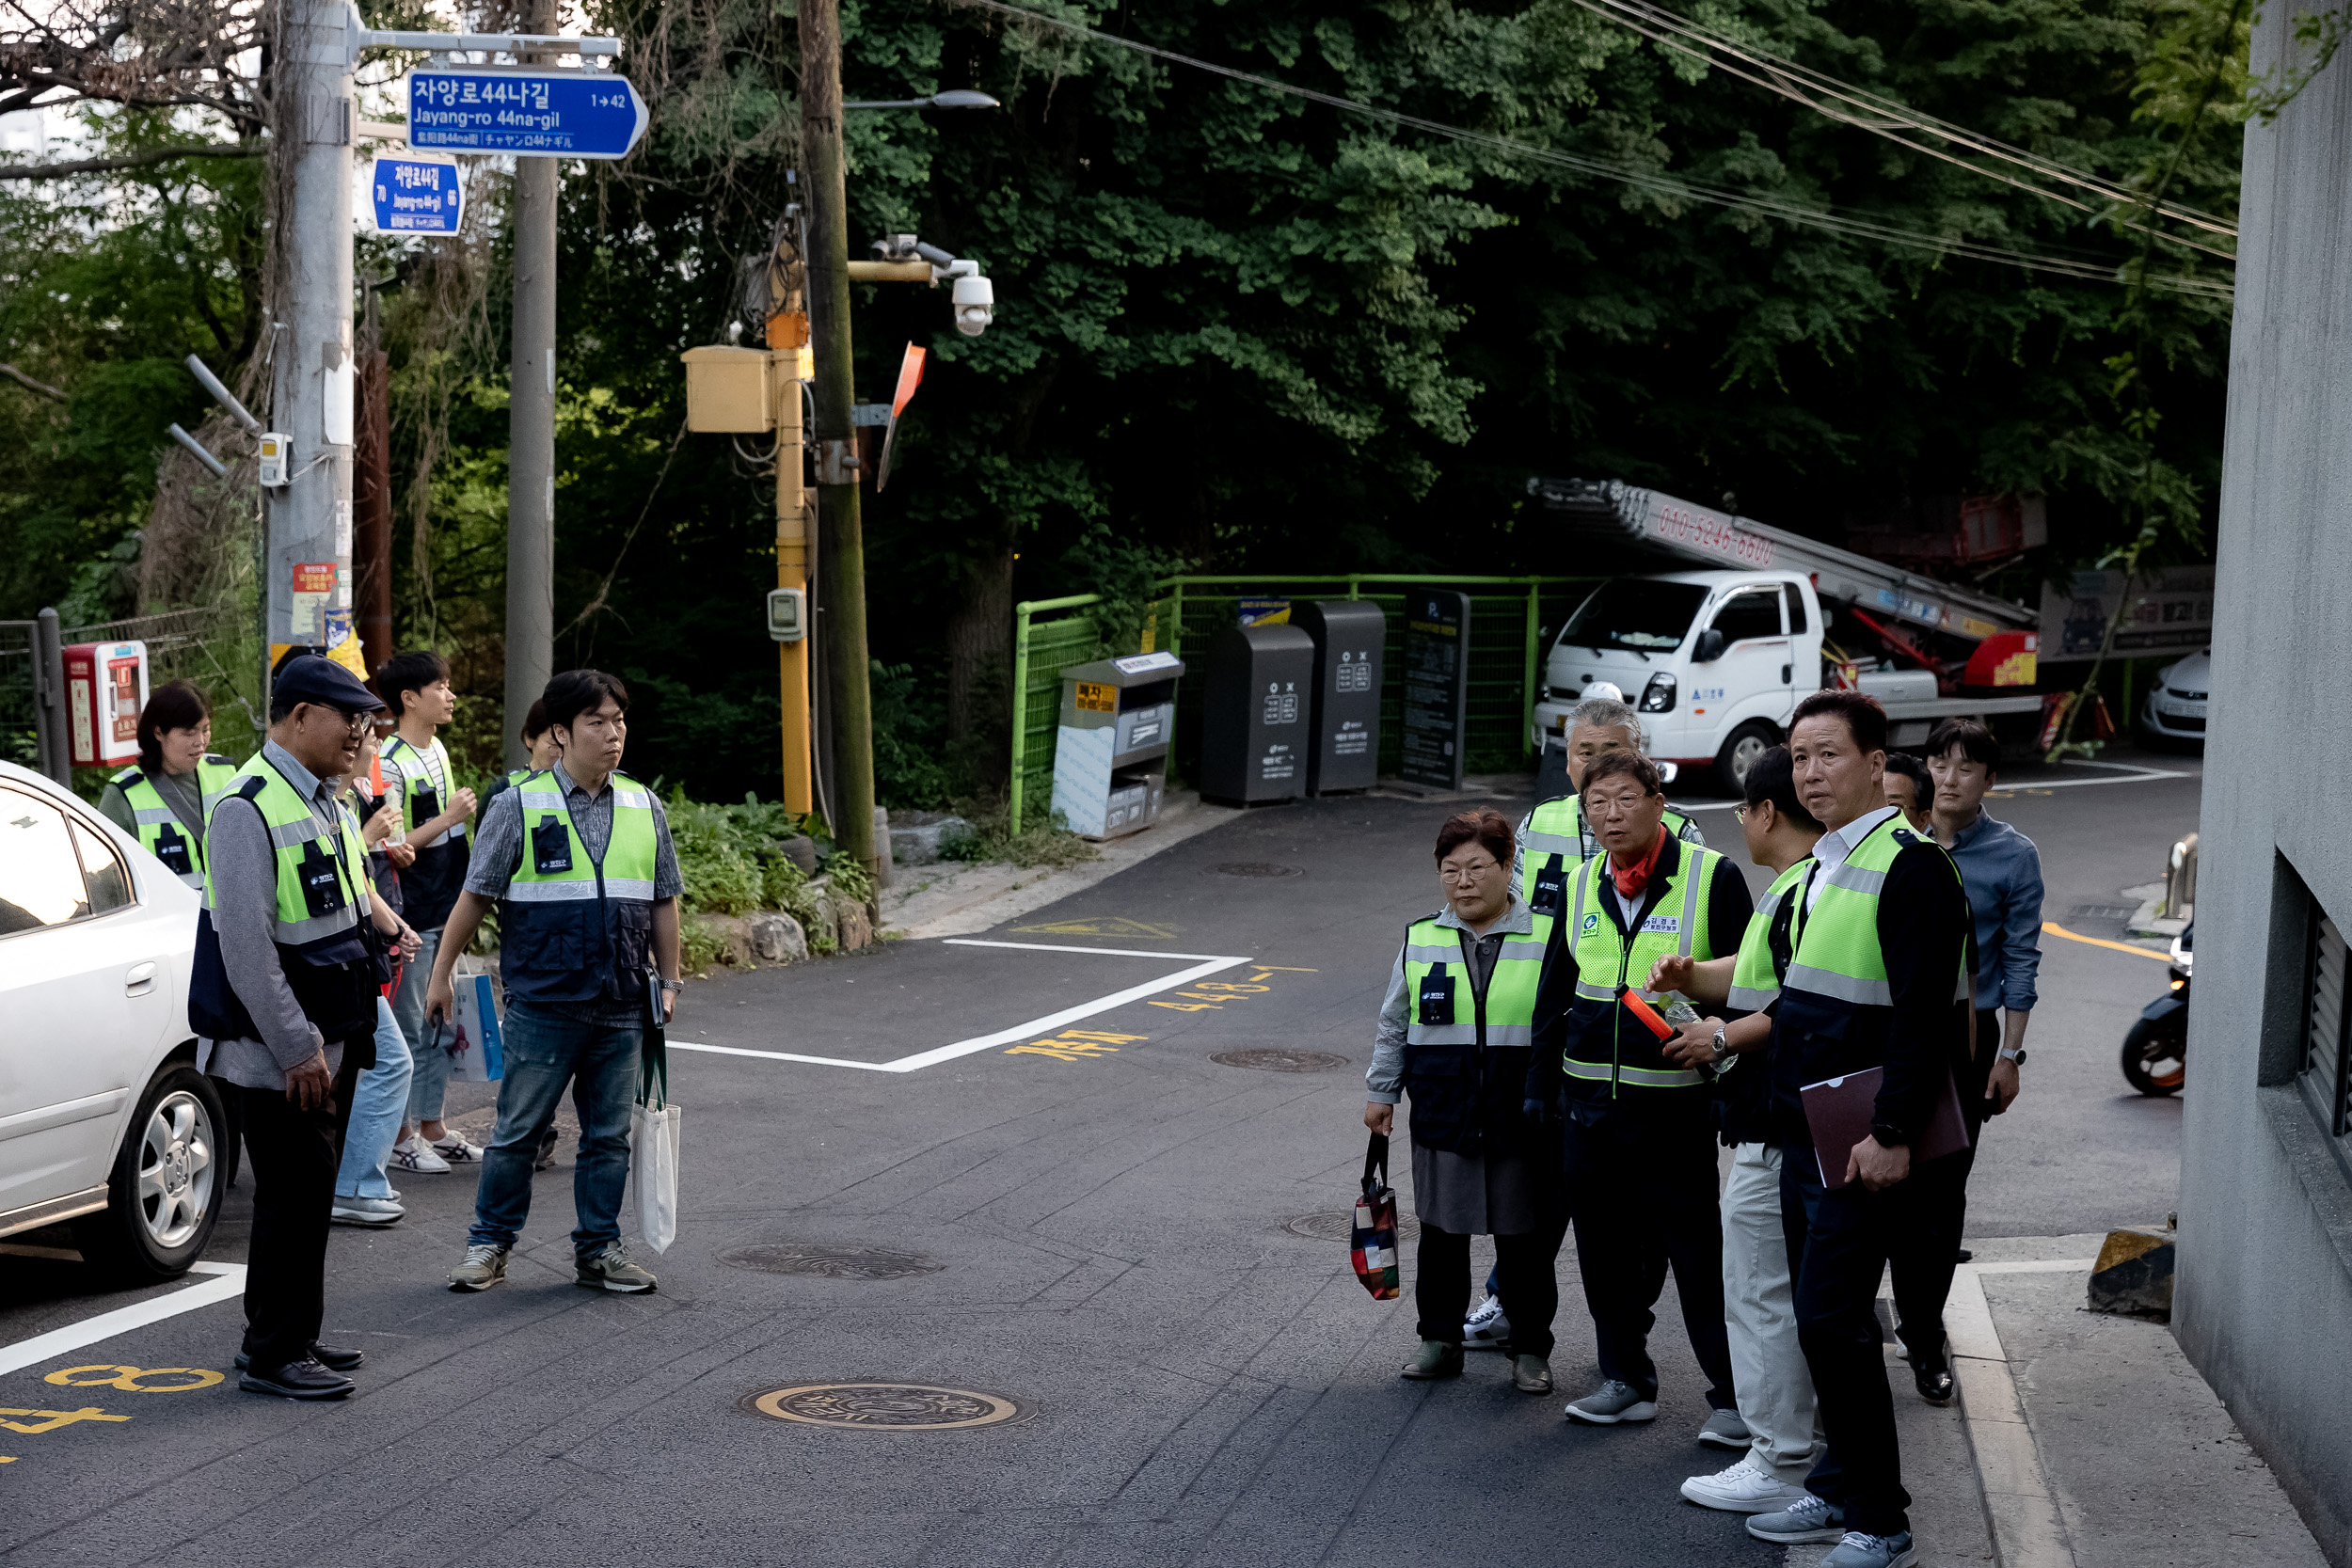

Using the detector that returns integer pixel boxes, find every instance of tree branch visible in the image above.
[0,140,262,181]
[0,361,67,399]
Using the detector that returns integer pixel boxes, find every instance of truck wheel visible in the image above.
[71,1063,226,1282]
[2120,1018,2186,1097]
[1712,721,1779,796]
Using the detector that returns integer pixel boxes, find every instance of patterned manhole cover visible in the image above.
[741,1384,1033,1430]
[1211,1048,1347,1073]
[1212,862,1302,879]
[717,1245,944,1280]
[1287,1211,1420,1243]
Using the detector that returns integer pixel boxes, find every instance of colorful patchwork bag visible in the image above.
[1352,1132,1402,1301]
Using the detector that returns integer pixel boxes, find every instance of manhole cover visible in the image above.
[1286,1211,1420,1243]
[741,1383,1032,1430]
[1212,1048,1347,1073]
[717,1245,944,1280]
[1212,862,1302,879]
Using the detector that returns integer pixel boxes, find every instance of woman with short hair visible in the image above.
[97,680,238,889]
[1363,807,1563,1393]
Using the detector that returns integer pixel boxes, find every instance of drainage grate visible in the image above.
[1287,1211,1420,1244]
[1212,1048,1347,1073]
[717,1245,944,1280]
[1212,862,1303,879]
[2070,904,2139,924]
[741,1383,1033,1430]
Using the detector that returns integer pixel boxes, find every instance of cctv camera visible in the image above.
[952,273,993,337]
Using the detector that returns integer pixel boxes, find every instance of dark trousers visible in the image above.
[1887,1006,1996,1365]
[235,1053,359,1371]
[1782,1141,1974,1537]
[1414,1218,1566,1359]
[1562,1109,1736,1408]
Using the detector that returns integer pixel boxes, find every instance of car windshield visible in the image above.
[1557,579,1708,655]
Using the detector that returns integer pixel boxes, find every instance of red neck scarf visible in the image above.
[1610,827,1668,900]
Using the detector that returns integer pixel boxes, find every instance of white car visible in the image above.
[0,758,220,1278]
[2141,648,2210,746]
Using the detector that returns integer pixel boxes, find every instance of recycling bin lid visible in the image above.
[1060,650,1185,687]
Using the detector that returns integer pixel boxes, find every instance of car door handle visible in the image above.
[125,961,157,997]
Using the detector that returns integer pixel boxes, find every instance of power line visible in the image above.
[946,0,2232,300]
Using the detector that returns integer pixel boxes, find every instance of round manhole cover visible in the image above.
[1286,1211,1420,1243]
[1212,862,1302,879]
[1211,1048,1347,1073]
[742,1383,1033,1430]
[717,1245,944,1280]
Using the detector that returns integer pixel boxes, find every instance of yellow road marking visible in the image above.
[2042,922,2173,962]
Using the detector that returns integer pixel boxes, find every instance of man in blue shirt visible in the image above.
[1887,717,2041,1405]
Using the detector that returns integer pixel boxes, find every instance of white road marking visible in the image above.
[666,940,1256,1074]
[0,1262,246,1379]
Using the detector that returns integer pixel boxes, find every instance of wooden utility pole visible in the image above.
[798,0,877,869]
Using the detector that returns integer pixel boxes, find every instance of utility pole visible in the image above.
[267,0,358,681]
[798,0,877,869]
[504,0,560,768]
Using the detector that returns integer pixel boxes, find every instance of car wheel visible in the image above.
[72,1063,226,1282]
[1712,721,1779,796]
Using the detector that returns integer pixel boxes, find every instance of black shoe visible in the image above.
[1956,1247,1974,1263]
[1913,1355,1955,1405]
[235,1342,364,1372]
[238,1356,356,1400]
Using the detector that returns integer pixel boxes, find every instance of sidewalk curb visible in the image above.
[1946,1259,2096,1568]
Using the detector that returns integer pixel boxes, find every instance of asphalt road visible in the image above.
[0,745,2201,1566]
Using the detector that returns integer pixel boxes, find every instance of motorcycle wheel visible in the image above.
[2122,1018,2186,1096]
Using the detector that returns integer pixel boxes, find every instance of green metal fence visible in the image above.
[1009,575,1598,832]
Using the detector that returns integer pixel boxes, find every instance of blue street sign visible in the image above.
[407,68,648,159]
[370,155,463,233]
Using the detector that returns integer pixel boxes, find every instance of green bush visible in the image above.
[663,785,827,943]
[938,795,1099,871]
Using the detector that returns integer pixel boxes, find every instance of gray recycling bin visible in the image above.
[1199,622,1314,805]
[1291,599,1385,794]
[1049,651,1182,838]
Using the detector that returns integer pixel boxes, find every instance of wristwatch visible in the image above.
[1998,1045,2026,1064]
[1708,1026,1729,1066]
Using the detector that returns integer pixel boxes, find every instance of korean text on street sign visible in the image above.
[370,155,462,233]
[407,69,648,160]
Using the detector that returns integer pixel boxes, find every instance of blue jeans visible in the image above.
[335,998,415,1200]
[466,999,640,1256]
[393,927,450,1123]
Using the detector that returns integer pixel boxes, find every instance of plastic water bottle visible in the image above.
[1660,994,1701,1030]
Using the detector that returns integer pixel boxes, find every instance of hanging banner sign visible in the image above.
[406,69,648,159]
[370,154,463,233]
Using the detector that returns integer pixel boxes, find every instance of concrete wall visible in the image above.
[2175,12,2352,1565]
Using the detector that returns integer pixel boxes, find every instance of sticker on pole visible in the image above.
[407,69,648,159]
[370,154,462,233]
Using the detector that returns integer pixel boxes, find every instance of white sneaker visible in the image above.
[430,1134,485,1164]
[329,1195,405,1227]
[1680,1453,1814,1513]
[391,1135,451,1174]
[1463,1293,1512,1351]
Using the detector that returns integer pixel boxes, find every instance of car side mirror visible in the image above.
[1693,628,1726,662]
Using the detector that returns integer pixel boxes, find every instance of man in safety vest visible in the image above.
[1737,689,1972,1568]
[426,669,684,1296]
[98,679,240,889]
[188,656,399,1400]
[1515,693,1705,916]
[1647,744,1831,1516]
[1526,748,1753,1439]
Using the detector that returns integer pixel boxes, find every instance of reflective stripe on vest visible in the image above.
[1782,816,1964,1010]
[200,753,370,947]
[1726,858,1814,1013]
[1561,839,1723,1089]
[113,759,240,888]
[1401,918,1545,1050]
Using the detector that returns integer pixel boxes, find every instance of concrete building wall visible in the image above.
[2175,10,2352,1565]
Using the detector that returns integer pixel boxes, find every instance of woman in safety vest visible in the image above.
[97,680,239,890]
[1363,808,1564,1395]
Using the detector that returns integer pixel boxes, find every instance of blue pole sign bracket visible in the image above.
[406,68,648,159]
[369,154,463,233]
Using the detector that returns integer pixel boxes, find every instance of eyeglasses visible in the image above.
[1438,859,1501,883]
[310,705,377,736]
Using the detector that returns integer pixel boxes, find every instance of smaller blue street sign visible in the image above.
[370,155,463,233]
[407,69,648,159]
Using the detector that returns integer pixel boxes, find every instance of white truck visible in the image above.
[1527,478,2048,792]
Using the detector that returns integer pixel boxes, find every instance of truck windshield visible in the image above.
[1557,579,1708,655]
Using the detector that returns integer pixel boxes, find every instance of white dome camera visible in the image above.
[952,273,994,337]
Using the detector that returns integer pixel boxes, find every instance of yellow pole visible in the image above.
[772,325,814,814]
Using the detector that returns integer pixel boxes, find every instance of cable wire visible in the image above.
[946,0,2232,299]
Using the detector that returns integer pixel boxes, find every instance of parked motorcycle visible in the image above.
[2122,923,2191,1096]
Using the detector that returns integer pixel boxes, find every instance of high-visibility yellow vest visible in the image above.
[1397,908,1546,1154]
[500,769,660,1005]
[1561,837,1727,1093]
[111,756,239,888]
[1727,858,1815,1013]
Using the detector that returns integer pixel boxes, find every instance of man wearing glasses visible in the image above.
[188,656,399,1400]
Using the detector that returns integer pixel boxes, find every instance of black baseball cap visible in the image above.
[273,654,387,715]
